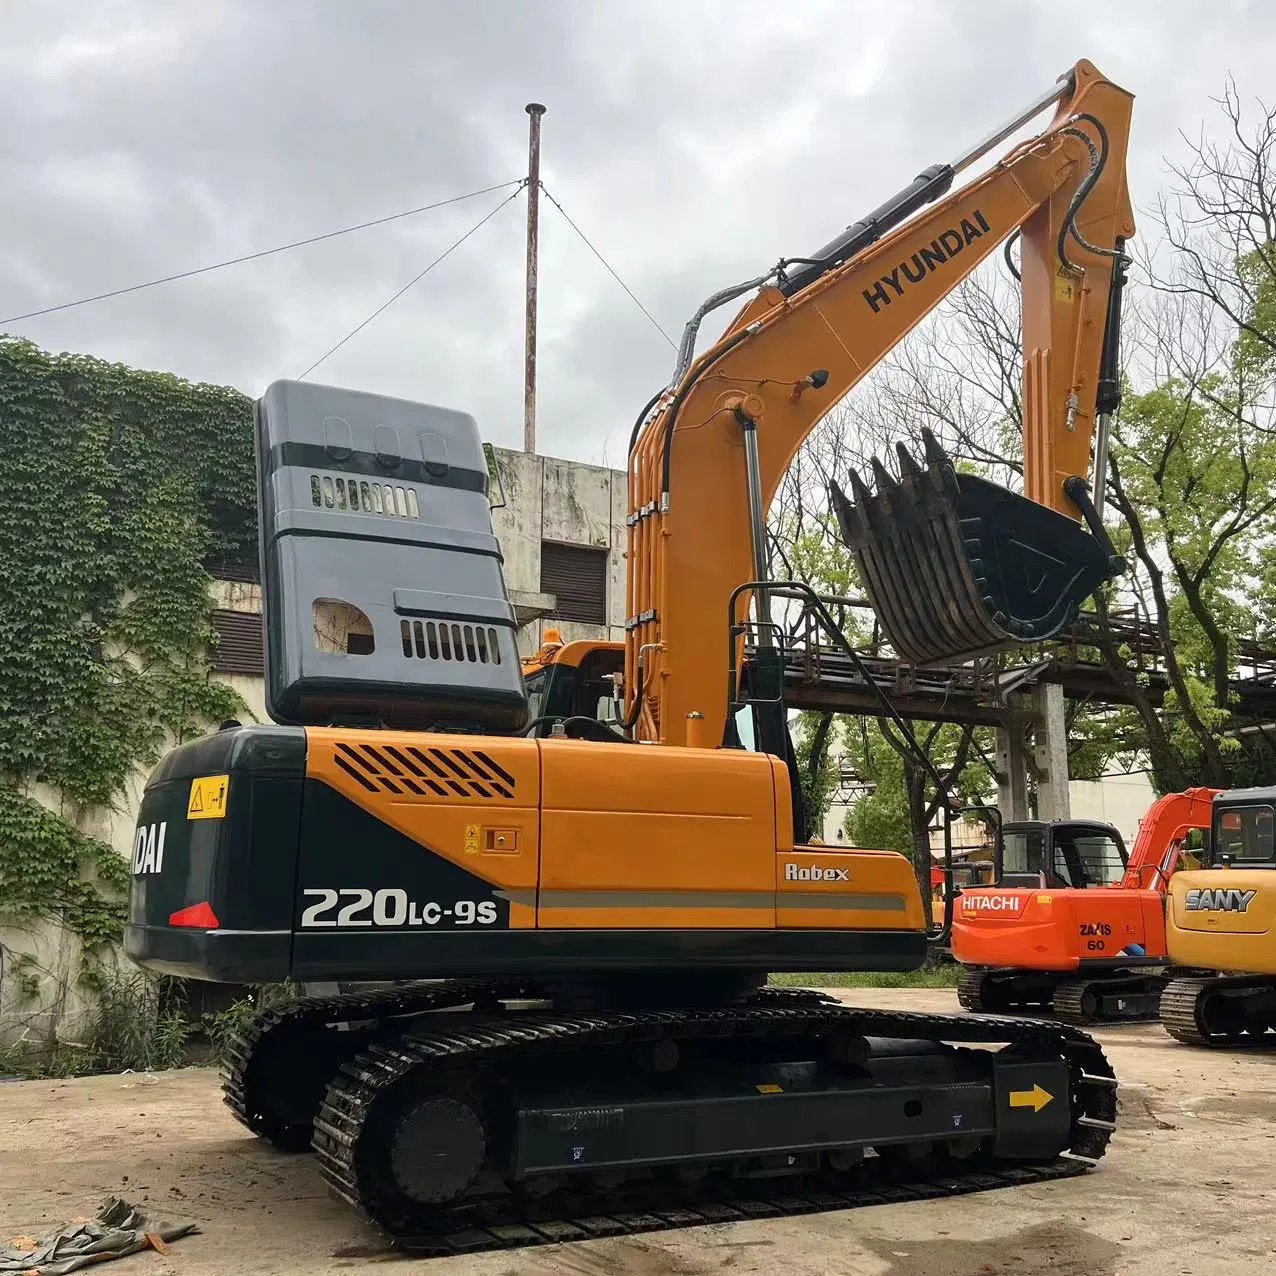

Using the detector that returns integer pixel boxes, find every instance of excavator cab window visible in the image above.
[1000,826,1047,886]
[524,648,626,737]
[1214,805,1276,867]
[525,669,549,723]
[732,704,758,752]
[999,821,1126,888]
[1051,828,1127,888]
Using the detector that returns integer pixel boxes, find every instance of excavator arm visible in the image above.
[1119,787,1221,892]
[626,59,1134,748]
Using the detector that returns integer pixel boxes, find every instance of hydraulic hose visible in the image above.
[1056,113,1128,273]
[659,325,757,505]
[1003,228,1021,281]
[628,386,666,457]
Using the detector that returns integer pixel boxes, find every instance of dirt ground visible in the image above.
[4,988,1276,1276]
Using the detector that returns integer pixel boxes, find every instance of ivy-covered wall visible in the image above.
[0,336,258,1024]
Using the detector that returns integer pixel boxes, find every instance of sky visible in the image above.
[3,0,1275,466]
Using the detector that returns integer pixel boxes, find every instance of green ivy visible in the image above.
[0,336,257,961]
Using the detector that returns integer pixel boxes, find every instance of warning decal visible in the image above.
[187,774,229,821]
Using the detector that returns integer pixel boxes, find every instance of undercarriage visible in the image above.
[958,965,1169,1024]
[224,980,1116,1257]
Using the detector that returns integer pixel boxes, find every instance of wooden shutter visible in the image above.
[540,543,607,625]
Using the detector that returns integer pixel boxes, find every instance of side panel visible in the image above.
[1067,890,1156,960]
[538,741,777,929]
[1167,868,1276,971]
[125,725,306,982]
[1139,891,1169,958]
[776,848,921,931]
[952,887,1162,971]
[304,727,541,929]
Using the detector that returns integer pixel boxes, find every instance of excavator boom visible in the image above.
[627,60,1134,744]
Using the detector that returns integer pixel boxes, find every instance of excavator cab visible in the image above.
[521,634,625,734]
[997,818,1128,890]
[831,432,1117,668]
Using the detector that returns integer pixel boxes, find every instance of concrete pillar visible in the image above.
[1032,682,1071,822]
[994,718,1031,823]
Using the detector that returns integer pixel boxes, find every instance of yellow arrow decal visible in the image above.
[1009,1084,1054,1113]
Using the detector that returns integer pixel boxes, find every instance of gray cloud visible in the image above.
[3,0,1275,463]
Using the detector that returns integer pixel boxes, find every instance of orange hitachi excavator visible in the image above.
[127,62,1133,1256]
[953,789,1218,1023]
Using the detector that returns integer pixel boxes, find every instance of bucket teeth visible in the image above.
[895,441,923,480]
[828,425,1113,666]
[869,456,897,492]
[921,427,947,467]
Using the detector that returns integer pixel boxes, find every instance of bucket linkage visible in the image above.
[830,429,1120,667]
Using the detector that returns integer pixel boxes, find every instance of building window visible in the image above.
[210,610,264,675]
[540,542,607,625]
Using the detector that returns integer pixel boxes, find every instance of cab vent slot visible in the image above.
[384,745,448,797]
[310,474,422,519]
[336,743,378,776]
[473,750,517,790]
[453,748,511,798]
[332,753,377,792]
[332,742,518,800]
[397,620,502,664]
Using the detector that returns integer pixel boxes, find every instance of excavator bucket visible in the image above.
[830,429,1114,667]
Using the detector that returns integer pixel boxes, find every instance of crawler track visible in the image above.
[222,981,536,1149]
[1161,975,1276,1046]
[959,966,1165,1025]
[223,983,1119,1257]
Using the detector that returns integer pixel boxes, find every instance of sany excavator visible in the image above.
[127,62,1132,1256]
[1161,788,1276,1045]
[953,790,1217,1024]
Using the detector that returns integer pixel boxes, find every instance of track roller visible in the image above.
[1052,981,1100,1025]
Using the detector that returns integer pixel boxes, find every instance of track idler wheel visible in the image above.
[389,1095,487,1206]
[829,429,1116,667]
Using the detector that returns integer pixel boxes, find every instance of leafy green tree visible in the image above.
[793,711,841,833]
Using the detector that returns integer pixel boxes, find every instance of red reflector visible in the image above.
[169,901,219,928]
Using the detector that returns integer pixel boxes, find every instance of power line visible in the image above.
[297,184,525,381]
[539,183,676,349]
[1,179,524,326]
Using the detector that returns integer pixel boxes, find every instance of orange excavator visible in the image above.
[953,789,1217,1023]
[126,61,1134,1256]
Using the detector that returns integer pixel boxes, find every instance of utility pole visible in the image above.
[523,103,546,454]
